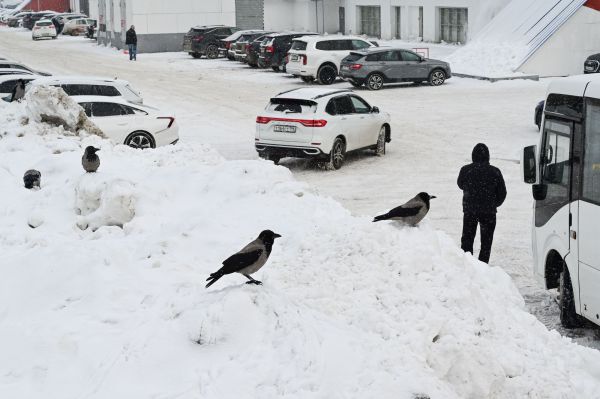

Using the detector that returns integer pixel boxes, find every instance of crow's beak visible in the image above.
[430,196,437,199]
[273,233,282,238]
[94,147,101,151]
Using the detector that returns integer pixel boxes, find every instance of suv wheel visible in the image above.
[328,138,346,170]
[367,73,384,90]
[206,45,219,59]
[375,126,386,156]
[559,265,584,328]
[317,65,337,85]
[429,69,446,86]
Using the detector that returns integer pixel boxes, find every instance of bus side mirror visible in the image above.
[522,145,537,184]
[532,184,547,201]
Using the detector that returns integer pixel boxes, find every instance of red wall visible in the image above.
[27,0,71,12]
[586,0,600,12]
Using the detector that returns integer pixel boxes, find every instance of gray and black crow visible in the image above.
[23,169,41,189]
[82,146,100,173]
[373,192,436,226]
[206,230,282,288]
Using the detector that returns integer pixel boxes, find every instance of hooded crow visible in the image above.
[23,169,41,189]
[82,146,100,173]
[206,230,282,288]
[373,192,436,226]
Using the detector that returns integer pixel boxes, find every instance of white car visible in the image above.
[286,35,375,85]
[62,18,95,35]
[74,96,179,149]
[29,76,143,104]
[0,60,51,76]
[255,88,391,169]
[0,68,35,77]
[0,74,40,100]
[32,19,57,40]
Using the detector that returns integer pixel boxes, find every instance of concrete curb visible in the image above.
[453,72,540,82]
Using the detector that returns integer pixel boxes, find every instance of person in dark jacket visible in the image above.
[125,25,137,61]
[457,143,507,263]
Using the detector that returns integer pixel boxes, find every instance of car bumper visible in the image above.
[234,53,247,61]
[286,63,317,77]
[255,143,328,160]
[154,126,180,148]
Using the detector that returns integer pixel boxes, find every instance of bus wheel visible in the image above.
[559,265,584,328]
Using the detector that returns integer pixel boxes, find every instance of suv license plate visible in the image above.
[291,54,299,61]
[274,125,296,133]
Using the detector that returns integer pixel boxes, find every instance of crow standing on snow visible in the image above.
[23,169,41,189]
[373,192,436,226]
[206,230,282,288]
[82,146,100,173]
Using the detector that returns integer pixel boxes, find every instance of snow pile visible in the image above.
[446,42,529,77]
[1,98,600,398]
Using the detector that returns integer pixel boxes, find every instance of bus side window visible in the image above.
[540,119,571,200]
[583,101,600,203]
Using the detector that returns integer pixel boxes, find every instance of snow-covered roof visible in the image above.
[31,76,128,85]
[547,73,600,97]
[273,87,352,101]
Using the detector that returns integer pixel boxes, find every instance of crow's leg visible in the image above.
[243,274,262,285]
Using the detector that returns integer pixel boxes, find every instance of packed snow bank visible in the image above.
[446,42,529,78]
[1,98,600,398]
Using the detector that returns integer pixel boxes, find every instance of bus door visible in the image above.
[578,98,600,321]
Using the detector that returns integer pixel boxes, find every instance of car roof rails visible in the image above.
[312,89,352,99]
[276,88,302,96]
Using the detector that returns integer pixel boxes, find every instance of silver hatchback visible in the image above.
[339,48,451,90]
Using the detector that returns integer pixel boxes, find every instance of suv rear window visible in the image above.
[344,53,364,62]
[290,41,307,51]
[268,98,317,114]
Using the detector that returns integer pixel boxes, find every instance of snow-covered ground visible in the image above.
[1,28,600,398]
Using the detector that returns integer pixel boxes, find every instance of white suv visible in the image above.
[287,36,375,85]
[255,88,391,169]
[28,76,143,104]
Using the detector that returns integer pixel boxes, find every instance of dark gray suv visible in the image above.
[339,48,451,90]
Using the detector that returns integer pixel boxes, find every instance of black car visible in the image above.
[183,25,238,59]
[246,34,271,67]
[535,100,545,130]
[259,32,317,72]
[231,31,271,62]
[584,53,600,74]
[23,12,56,30]
[6,11,31,28]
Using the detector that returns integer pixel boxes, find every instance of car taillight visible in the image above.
[266,45,274,53]
[245,43,251,50]
[157,116,175,128]
[256,116,327,127]
[302,55,308,65]
[193,35,203,42]
[349,64,363,70]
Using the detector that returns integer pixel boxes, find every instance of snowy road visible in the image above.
[1,28,598,347]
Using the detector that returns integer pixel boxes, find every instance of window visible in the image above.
[96,85,120,96]
[358,6,381,38]
[268,99,316,114]
[350,96,371,114]
[351,40,370,50]
[79,102,93,117]
[0,80,18,92]
[290,41,307,51]
[439,8,468,44]
[316,40,334,51]
[92,102,128,117]
[540,119,572,203]
[546,94,583,119]
[401,51,421,62]
[583,100,600,203]
[62,84,93,96]
[365,52,381,62]
[327,96,354,115]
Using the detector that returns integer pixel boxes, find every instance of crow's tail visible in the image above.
[373,214,388,222]
[205,272,223,288]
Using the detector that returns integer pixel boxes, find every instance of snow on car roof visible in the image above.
[0,74,38,82]
[273,87,352,101]
[298,35,370,42]
[267,31,318,38]
[547,74,600,98]
[31,76,128,85]
[71,95,160,112]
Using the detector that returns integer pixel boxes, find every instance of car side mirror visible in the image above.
[371,106,379,114]
[522,145,537,184]
[532,184,547,201]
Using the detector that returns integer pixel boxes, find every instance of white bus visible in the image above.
[523,74,600,328]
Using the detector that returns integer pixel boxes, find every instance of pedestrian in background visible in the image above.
[125,25,137,61]
[457,143,507,264]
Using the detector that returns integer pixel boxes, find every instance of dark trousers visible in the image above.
[461,212,497,264]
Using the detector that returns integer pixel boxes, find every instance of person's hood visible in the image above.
[472,143,490,164]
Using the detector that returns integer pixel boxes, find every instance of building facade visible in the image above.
[69,0,508,53]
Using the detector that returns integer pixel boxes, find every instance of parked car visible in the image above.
[339,48,452,90]
[74,96,179,148]
[183,25,238,59]
[62,18,95,36]
[259,32,319,72]
[0,74,39,101]
[32,19,57,40]
[29,76,143,104]
[246,33,272,67]
[232,31,271,62]
[286,35,375,85]
[584,53,600,74]
[534,100,544,130]
[23,11,56,30]
[0,61,50,76]
[51,13,86,34]
[0,68,35,77]
[220,30,263,60]
[6,11,31,27]
[255,87,391,169]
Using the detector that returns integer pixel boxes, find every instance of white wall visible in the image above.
[520,6,600,77]
[129,0,235,35]
[264,0,341,34]
[342,0,509,41]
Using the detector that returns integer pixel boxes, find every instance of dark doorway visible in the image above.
[339,7,345,34]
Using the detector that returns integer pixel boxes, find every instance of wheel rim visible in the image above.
[128,134,152,149]
[332,141,344,168]
[377,127,386,154]
[321,67,336,85]
[432,71,445,85]
[369,75,383,90]
[207,46,218,59]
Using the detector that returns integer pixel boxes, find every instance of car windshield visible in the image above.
[268,99,317,114]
